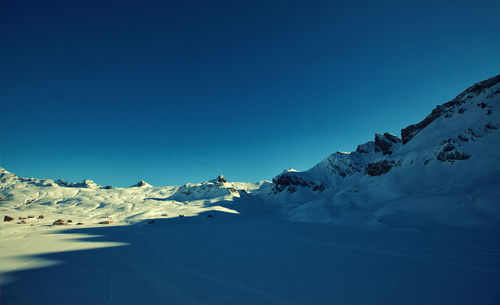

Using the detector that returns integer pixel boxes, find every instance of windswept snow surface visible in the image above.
[1,75,500,304]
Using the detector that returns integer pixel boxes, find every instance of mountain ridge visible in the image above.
[1,74,499,229]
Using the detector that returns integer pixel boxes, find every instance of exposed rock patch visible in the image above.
[272,172,327,193]
[365,160,397,176]
[436,140,471,163]
[53,219,65,225]
[375,133,402,155]
[356,141,375,154]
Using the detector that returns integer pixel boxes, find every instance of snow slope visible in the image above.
[261,75,500,228]
[2,214,500,305]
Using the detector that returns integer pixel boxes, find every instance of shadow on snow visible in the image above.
[2,198,500,305]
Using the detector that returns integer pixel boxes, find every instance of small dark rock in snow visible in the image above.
[4,216,14,222]
[28,215,35,218]
[98,220,113,225]
[53,219,65,225]
[161,213,168,217]
[229,187,239,194]
[38,215,45,219]
[148,220,156,224]
[485,123,498,130]
[67,220,73,223]
[18,220,26,224]
[76,222,84,225]
[178,214,184,217]
[19,217,26,220]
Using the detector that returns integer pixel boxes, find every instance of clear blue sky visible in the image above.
[1,0,499,187]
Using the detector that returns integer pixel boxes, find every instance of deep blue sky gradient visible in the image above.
[1,0,499,186]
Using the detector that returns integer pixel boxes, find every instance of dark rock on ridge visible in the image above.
[401,75,500,144]
[365,160,397,176]
[272,172,327,193]
[374,133,402,155]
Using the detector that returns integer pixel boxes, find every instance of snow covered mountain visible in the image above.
[1,75,499,230]
[261,74,500,228]
[0,168,264,225]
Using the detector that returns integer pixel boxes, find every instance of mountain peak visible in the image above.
[131,180,152,187]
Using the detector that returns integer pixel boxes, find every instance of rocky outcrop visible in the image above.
[272,172,326,193]
[216,175,227,184]
[356,133,402,156]
[4,215,13,222]
[365,160,397,176]
[436,140,471,163]
[356,141,375,154]
[326,152,363,178]
[455,74,500,98]
[131,180,151,187]
[374,133,402,155]
[401,101,462,144]
[69,180,102,189]
[55,179,68,187]
[207,175,228,185]
[53,219,65,225]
